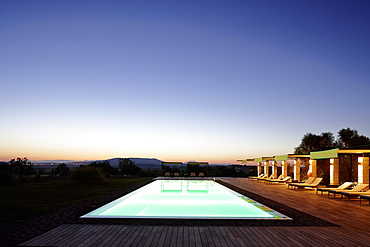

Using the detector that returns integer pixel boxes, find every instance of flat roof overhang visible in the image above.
[254,157,274,162]
[310,148,370,159]
[274,154,310,161]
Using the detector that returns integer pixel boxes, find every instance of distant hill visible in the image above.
[29,158,230,169]
[105,158,163,169]
[31,159,82,164]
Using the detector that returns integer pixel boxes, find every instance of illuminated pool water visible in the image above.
[81,179,290,219]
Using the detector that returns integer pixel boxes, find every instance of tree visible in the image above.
[337,128,370,148]
[88,161,118,176]
[52,163,70,176]
[294,132,336,154]
[118,158,142,176]
[9,157,35,176]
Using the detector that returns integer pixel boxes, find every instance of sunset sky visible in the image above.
[1,0,369,163]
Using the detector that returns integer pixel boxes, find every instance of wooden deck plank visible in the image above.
[203,226,216,247]
[193,226,203,247]
[209,226,227,247]
[269,227,307,247]
[103,226,129,246]
[149,226,164,247]
[115,225,137,246]
[263,227,292,247]
[53,225,86,245]
[19,224,370,247]
[228,227,251,246]
[142,225,158,247]
[217,226,236,247]
[239,227,266,247]
[123,226,143,247]
[156,226,168,247]
[85,225,115,247]
[198,227,208,246]
[98,225,125,247]
[248,227,278,246]
[188,225,196,247]
[176,226,184,247]
[169,227,179,246]
[163,226,174,247]
[222,226,243,247]
[182,226,190,247]
[130,226,150,247]
[75,225,101,246]
[105,226,129,246]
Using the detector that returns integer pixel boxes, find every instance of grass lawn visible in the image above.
[0,177,147,225]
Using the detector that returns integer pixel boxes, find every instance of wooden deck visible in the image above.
[20,178,370,246]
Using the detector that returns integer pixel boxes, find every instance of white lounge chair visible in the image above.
[294,178,323,189]
[340,187,370,200]
[268,176,291,184]
[328,184,369,197]
[288,177,315,189]
[258,174,273,181]
[316,182,353,195]
[264,174,284,183]
[249,174,265,180]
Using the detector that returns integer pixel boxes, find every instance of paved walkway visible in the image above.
[20,178,370,246]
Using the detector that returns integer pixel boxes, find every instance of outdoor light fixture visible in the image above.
[309,159,313,165]
[358,157,364,163]
[330,159,334,164]
[294,160,296,164]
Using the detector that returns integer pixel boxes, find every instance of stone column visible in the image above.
[358,157,369,184]
[329,158,339,185]
[257,162,262,175]
[294,159,300,181]
[282,161,288,177]
[264,161,269,176]
[309,159,317,177]
[271,161,278,178]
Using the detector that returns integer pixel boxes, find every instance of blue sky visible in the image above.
[1,0,369,163]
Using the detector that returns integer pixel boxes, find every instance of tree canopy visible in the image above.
[294,128,370,154]
[118,158,142,176]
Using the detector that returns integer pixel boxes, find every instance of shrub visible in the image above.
[0,171,18,186]
[70,166,106,184]
[33,174,42,182]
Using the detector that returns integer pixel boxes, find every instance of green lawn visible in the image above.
[0,177,146,225]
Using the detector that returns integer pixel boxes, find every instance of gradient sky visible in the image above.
[1,0,369,163]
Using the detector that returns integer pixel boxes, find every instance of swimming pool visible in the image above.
[81,179,290,220]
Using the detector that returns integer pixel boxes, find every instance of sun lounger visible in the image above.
[249,174,268,180]
[328,184,369,197]
[288,177,315,189]
[359,194,370,205]
[316,182,353,195]
[258,174,273,181]
[268,176,291,184]
[294,178,323,189]
[264,174,284,183]
[250,174,264,179]
[340,188,370,200]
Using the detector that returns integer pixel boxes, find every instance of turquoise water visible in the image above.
[81,180,290,219]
